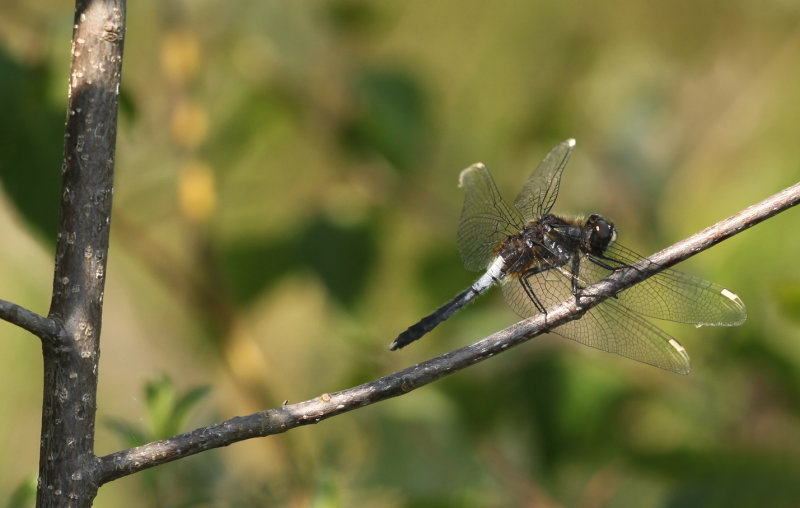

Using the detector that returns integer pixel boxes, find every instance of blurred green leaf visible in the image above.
[105,418,148,449]
[0,47,62,243]
[299,216,379,309]
[218,214,378,309]
[730,331,800,414]
[339,67,431,172]
[311,471,341,508]
[171,385,212,436]
[215,239,291,306]
[418,247,475,306]
[118,86,138,123]
[143,375,210,440]
[324,0,386,38]
[5,476,36,508]
[206,84,301,180]
[105,376,216,506]
[145,375,177,439]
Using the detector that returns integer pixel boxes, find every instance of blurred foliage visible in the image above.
[106,376,215,507]
[4,476,36,508]
[0,47,62,243]
[2,0,800,507]
[218,214,379,309]
[106,375,211,446]
[339,67,431,172]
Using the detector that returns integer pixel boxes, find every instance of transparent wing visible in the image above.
[579,242,747,326]
[513,139,576,221]
[501,270,691,374]
[457,163,524,272]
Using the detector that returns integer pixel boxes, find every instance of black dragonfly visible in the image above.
[390,139,746,374]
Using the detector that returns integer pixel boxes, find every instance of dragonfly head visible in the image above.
[584,214,617,255]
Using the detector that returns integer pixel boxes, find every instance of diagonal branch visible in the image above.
[0,299,60,340]
[97,179,800,485]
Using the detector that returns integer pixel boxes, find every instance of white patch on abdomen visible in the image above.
[471,256,505,294]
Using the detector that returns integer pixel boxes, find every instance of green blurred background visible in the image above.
[2,1,800,506]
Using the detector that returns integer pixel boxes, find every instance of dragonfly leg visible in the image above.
[586,253,622,271]
[520,277,547,314]
[571,255,582,302]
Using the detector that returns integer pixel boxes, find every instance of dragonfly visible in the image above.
[389,139,746,374]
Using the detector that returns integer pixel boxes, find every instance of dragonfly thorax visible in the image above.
[494,213,617,277]
[495,214,573,276]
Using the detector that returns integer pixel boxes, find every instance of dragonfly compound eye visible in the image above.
[586,214,616,254]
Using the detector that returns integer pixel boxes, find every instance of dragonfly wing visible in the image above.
[457,163,524,272]
[501,264,569,318]
[555,297,692,374]
[501,269,691,374]
[513,139,575,221]
[582,242,747,326]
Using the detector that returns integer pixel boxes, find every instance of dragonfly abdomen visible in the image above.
[389,257,505,350]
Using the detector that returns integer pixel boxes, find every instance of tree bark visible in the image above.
[37,1,125,506]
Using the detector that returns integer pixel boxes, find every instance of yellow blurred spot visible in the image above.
[178,161,216,222]
[224,324,270,394]
[160,31,200,84]
[170,100,209,149]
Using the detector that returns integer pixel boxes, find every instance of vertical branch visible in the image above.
[38,1,126,506]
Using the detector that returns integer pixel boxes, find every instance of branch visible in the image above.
[0,299,60,340]
[37,0,126,505]
[97,180,800,485]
